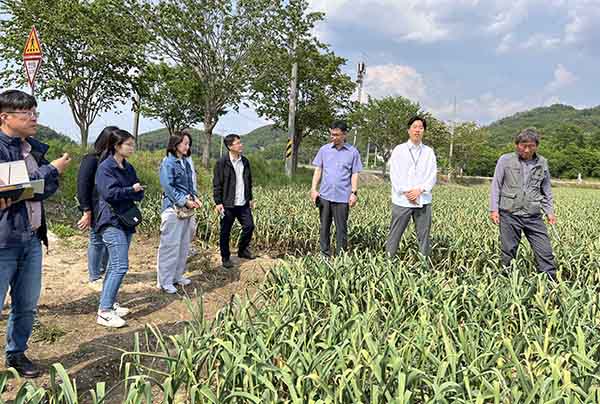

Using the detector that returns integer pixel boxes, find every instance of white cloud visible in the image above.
[545,64,577,92]
[430,93,529,124]
[309,0,452,43]
[362,64,426,102]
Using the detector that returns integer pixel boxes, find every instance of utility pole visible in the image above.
[132,92,141,148]
[285,41,298,178]
[353,62,366,146]
[448,96,457,183]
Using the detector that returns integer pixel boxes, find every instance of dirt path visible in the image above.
[0,233,279,402]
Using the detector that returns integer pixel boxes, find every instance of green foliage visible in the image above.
[0,0,149,146]
[122,185,600,402]
[138,63,205,135]
[251,0,355,170]
[350,96,450,174]
[485,104,600,178]
[35,125,75,144]
[141,0,281,167]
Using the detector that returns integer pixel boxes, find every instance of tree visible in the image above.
[250,0,354,173]
[349,96,448,176]
[138,63,204,136]
[0,0,148,147]
[141,0,278,167]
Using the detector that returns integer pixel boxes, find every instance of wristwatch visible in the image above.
[351,190,358,196]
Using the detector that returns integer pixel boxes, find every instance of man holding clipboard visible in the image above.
[0,90,70,378]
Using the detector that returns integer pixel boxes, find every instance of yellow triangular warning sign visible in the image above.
[23,27,42,57]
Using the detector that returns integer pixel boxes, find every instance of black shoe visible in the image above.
[238,249,256,260]
[6,353,41,378]
[222,258,234,269]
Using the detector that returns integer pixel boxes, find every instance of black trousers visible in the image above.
[319,198,349,257]
[219,204,255,259]
[499,211,556,277]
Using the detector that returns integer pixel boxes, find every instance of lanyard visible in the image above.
[408,145,422,170]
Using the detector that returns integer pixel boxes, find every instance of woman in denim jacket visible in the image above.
[157,132,201,294]
[94,130,144,327]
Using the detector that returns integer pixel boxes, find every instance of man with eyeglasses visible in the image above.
[310,120,363,257]
[213,133,256,269]
[489,128,557,280]
[0,90,71,378]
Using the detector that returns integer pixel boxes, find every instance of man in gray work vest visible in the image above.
[489,128,557,279]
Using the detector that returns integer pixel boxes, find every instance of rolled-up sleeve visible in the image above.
[352,149,363,173]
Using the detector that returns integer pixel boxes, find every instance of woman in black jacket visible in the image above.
[76,126,119,290]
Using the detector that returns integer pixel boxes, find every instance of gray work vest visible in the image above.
[499,152,548,215]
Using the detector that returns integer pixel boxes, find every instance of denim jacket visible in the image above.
[0,132,59,248]
[159,154,196,212]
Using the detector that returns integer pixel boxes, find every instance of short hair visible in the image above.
[224,133,241,150]
[94,126,119,156]
[515,128,540,145]
[166,131,189,157]
[407,116,427,131]
[0,90,37,113]
[330,120,348,132]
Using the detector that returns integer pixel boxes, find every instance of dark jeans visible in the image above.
[220,204,255,259]
[499,211,556,277]
[319,199,349,257]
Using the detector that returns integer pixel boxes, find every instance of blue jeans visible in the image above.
[100,227,133,311]
[0,235,43,356]
[88,227,108,282]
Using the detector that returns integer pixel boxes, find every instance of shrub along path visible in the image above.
[0,232,276,403]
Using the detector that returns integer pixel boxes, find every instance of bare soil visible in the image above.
[0,233,279,402]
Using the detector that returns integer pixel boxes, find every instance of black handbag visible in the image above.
[112,204,143,228]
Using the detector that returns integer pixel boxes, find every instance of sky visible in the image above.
[4,0,600,142]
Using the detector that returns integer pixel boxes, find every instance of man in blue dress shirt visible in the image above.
[310,121,363,257]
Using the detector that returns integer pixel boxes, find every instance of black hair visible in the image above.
[0,90,37,113]
[101,129,135,161]
[93,126,119,156]
[407,116,427,131]
[176,130,192,157]
[224,133,241,150]
[330,120,348,132]
[166,131,190,157]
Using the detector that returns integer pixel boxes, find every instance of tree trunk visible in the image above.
[291,128,303,174]
[201,110,217,168]
[78,123,89,152]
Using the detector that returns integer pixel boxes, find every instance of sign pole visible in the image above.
[23,26,43,96]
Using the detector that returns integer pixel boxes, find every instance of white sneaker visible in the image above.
[113,303,130,317]
[97,310,126,328]
[176,277,192,286]
[162,284,178,294]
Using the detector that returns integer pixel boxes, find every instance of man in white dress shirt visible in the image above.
[386,116,437,257]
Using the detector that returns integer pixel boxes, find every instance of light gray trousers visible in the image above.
[156,208,194,288]
[386,204,432,257]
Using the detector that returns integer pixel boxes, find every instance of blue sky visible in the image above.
[4,0,600,142]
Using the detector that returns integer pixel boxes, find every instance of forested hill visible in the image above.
[486,104,600,147]
[36,125,75,144]
[138,125,288,157]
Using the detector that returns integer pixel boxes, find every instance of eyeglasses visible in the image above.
[5,111,40,119]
